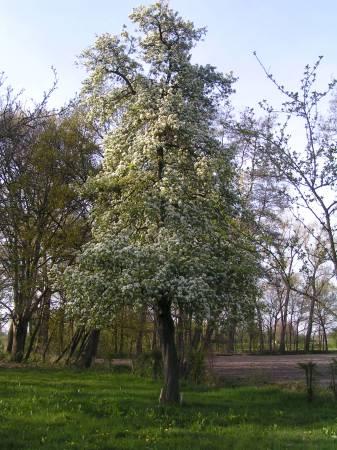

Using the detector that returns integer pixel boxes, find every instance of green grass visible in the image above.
[1,368,337,449]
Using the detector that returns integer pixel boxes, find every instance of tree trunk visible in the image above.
[78,329,100,368]
[42,330,54,362]
[255,302,264,352]
[304,297,315,353]
[268,326,273,353]
[65,327,86,364]
[203,321,214,353]
[226,322,236,353]
[11,318,29,362]
[191,320,202,349]
[319,314,328,352]
[136,307,147,355]
[24,319,41,361]
[156,298,180,404]
[37,290,51,354]
[273,316,278,352]
[248,330,254,353]
[54,327,84,364]
[6,321,13,354]
[279,287,290,353]
[119,322,124,355]
[58,307,65,354]
[176,309,185,374]
[295,320,300,352]
[151,315,158,351]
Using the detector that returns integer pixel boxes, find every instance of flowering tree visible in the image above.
[64,1,254,403]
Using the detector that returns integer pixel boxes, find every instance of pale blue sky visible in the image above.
[1,0,337,111]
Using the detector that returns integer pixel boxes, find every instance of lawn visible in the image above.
[0,367,337,449]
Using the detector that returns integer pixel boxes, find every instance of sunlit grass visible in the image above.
[1,367,337,449]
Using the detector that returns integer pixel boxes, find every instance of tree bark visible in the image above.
[226,322,236,353]
[176,309,184,355]
[37,290,51,354]
[54,327,84,364]
[305,296,315,353]
[6,321,13,354]
[255,302,264,352]
[24,319,41,361]
[58,307,65,354]
[151,314,158,351]
[203,321,214,353]
[176,309,186,375]
[11,318,29,362]
[156,298,180,404]
[273,317,278,352]
[268,325,273,353]
[319,315,328,352]
[191,320,202,349]
[77,329,100,368]
[279,286,290,353]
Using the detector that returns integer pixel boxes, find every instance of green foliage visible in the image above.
[1,368,337,449]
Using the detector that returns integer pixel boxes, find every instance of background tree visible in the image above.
[253,55,337,277]
[0,79,98,362]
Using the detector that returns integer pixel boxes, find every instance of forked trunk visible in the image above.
[156,298,180,404]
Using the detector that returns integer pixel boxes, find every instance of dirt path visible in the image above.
[209,354,337,386]
[1,354,336,387]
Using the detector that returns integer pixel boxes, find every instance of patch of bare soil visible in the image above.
[208,353,336,386]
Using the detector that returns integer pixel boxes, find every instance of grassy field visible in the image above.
[1,368,337,449]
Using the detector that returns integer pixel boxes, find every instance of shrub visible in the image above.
[184,349,207,385]
[298,361,317,402]
[0,339,5,360]
[133,351,162,379]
